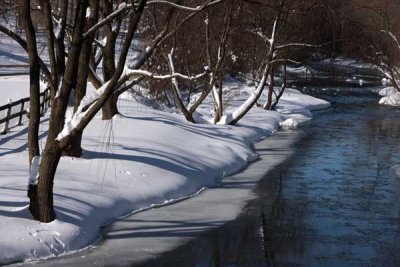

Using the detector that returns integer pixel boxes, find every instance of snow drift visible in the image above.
[0,78,329,265]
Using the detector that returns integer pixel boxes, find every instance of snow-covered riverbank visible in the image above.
[0,77,330,265]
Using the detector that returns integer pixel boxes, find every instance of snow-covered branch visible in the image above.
[146,0,226,12]
[275,41,331,50]
[123,68,209,81]
[270,16,278,46]
[381,30,400,51]
[82,3,132,39]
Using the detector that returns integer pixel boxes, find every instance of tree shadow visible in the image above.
[0,118,49,157]
[83,147,205,178]
[104,218,227,240]
[121,113,258,147]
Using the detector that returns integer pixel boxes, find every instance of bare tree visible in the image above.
[6,0,225,222]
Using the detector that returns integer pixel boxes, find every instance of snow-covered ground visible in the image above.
[0,76,329,265]
[378,86,400,106]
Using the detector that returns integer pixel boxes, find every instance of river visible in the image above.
[140,87,400,266]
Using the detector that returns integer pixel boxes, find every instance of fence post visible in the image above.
[18,100,25,126]
[1,99,12,135]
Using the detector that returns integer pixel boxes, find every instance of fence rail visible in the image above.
[0,88,50,134]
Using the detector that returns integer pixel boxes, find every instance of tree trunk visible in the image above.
[213,74,223,124]
[102,94,119,120]
[228,59,272,125]
[19,0,40,164]
[271,63,287,110]
[63,0,99,157]
[101,33,119,119]
[264,64,275,110]
[62,131,83,157]
[52,0,68,101]
[100,0,119,119]
[29,144,60,222]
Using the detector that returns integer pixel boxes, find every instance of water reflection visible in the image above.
[137,89,400,267]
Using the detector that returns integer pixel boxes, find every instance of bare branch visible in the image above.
[275,41,332,50]
[124,68,209,81]
[146,0,225,11]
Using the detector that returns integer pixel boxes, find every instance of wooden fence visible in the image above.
[0,88,50,135]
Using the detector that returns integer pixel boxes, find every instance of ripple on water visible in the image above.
[136,89,400,267]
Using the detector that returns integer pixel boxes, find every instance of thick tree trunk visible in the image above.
[28,144,61,222]
[102,94,119,120]
[100,0,119,119]
[62,132,83,157]
[101,35,119,119]
[102,36,116,81]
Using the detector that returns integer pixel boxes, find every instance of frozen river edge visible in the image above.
[16,129,301,267]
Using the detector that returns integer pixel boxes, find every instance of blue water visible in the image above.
[138,87,400,267]
[257,88,400,266]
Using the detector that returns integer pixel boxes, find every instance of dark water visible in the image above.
[139,87,400,267]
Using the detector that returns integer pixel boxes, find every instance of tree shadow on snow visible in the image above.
[0,118,49,157]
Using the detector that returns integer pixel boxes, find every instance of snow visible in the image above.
[378,87,400,106]
[28,156,41,186]
[379,86,398,96]
[281,118,300,128]
[0,77,329,265]
[85,7,92,19]
[0,76,31,105]
[53,24,61,39]
[320,57,374,68]
[56,81,109,141]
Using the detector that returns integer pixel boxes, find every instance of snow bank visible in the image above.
[0,81,329,265]
[281,118,300,128]
[378,87,400,107]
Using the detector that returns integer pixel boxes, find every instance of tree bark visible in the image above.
[19,0,49,221]
[271,63,286,110]
[264,64,275,110]
[28,143,60,222]
[100,0,119,120]
[20,0,41,166]
[213,73,223,124]
[102,94,119,120]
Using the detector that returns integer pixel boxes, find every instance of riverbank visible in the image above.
[116,86,400,267]
[0,79,329,265]
[19,129,302,267]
